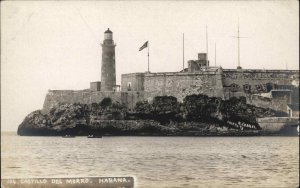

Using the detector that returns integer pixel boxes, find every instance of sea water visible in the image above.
[1,133,299,187]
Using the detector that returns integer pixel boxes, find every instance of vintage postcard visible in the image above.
[1,1,299,187]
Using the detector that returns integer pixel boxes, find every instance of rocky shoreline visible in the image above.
[18,95,291,136]
[17,113,285,137]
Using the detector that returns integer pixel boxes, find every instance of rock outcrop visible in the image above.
[18,95,278,136]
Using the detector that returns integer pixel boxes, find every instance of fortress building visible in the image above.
[43,29,299,116]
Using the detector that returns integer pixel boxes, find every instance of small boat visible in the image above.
[297,125,299,136]
[62,135,75,138]
[87,135,102,138]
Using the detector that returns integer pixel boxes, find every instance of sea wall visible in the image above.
[257,117,299,134]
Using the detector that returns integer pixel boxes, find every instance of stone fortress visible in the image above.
[43,29,299,118]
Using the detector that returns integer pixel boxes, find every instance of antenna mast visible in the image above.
[215,42,217,66]
[206,25,208,58]
[206,25,209,69]
[183,33,185,71]
[231,20,247,69]
[238,23,240,68]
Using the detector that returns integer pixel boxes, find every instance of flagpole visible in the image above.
[147,42,149,72]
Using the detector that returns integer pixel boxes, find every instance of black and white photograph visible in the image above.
[1,1,299,187]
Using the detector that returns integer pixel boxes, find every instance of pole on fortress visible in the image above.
[183,33,185,71]
[215,42,216,66]
[238,23,240,68]
[148,42,150,72]
[231,19,247,69]
[206,25,209,69]
[206,25,208,59]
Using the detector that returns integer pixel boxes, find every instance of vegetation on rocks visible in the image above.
[133,95,275,130]
[18,94,276,136]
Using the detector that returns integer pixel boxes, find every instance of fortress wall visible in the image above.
[229,89,293,115]
[247,94,272,108]
[247,94,289,116]
[121,73,145,91]
[257,117,299,132]
[121,91,145,111]
[222,69,299,96]
[222,69,299,113]
[143,70,223,102]
[269,91,292,115]
[42,69,299,114]
[42,90,122,113]
[42,90,144,113]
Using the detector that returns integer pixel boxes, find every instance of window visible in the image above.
[127,82,131,91]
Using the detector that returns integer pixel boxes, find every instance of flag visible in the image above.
[139,41,148,51]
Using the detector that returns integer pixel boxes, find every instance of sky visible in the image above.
[1,1,299,131]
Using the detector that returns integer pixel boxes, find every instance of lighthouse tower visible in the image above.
[101,28,116,91]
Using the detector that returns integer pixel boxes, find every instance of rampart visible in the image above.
[144,70,223,101]
[43,68,299,114]
[42,90,145,113]
[121,68,224,102]
[222,69,299,98]
[43,90,121,113]
[221,69,299,113]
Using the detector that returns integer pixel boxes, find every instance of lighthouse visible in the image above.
[101,28,116,91]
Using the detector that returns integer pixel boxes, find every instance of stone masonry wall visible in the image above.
[222,69,299,114]
[121,91,145,111]
[43,90,122,113]
[42,90,145,113]
[121,73,145,92]
[257,117,299,132]
[143,69,223,102]
[43,69,299,114]
[222,69,299,99]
